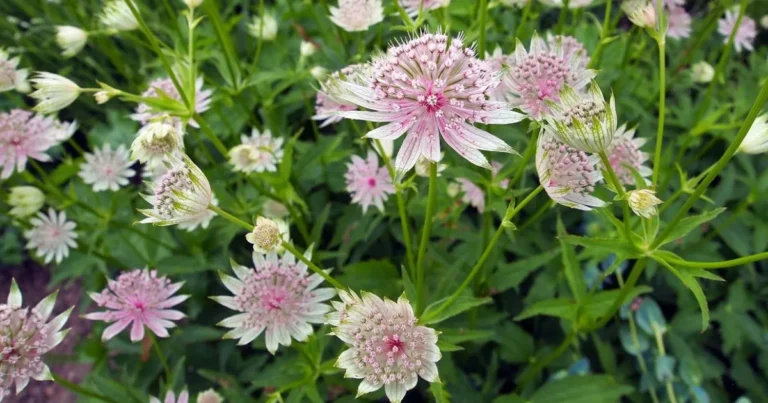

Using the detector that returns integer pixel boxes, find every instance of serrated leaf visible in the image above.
[421,296,492,325]
[661,261,710,332]
[660,208,726,246]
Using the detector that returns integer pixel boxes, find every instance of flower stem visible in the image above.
[597,152,635,246]
[208,204,253,231]
[663,251,768,269]
[52,373,118,403]
[150,333,171,383]
[478,0,488,57]
[556,0,569,34]
[192,112,230,157]
[589,258,647,331]
[516,330,578,391]
[508,125,539,189]
[651,35,666,186]
[653,326,678,403]
[416,163,438,314]
[515,0,534,39]
[281,241,345,289]
[588,0,613,68]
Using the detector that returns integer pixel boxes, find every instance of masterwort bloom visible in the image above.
[622,0,657,29]
[738,114,768,154]
[100,0,139,32]
[212,250,336,354]
[8,186,45,219]
[543,80,617,154]
[313,65,369,127]
[196,389,223,403]
[456,178,485,212]
[55,26,88,58]
[604,124,651,186]
[132,77,212,127]
[0,109,59,179]
[330,0,384,32]
[139,155,214,227]
[401,0,450,16]
[246,217,281,253]
[24,208,78,264]
[150,390,189,403]
[345,151,394,213]
[627,189,663,218]
[130,117,182,163]
[503,33,595,119]
[228,128,284,173]
[78,144,135,192]
[718,7,757,53]
[536,129,606,211]
[329,31,524,175]
[666,6,692,40]
[177,195,218,232]
[0,49,29,93]
[691,61,714,83]
[0,279,72,400]
[328,290,440,403]
[248,13,278,40]
[85,269,188,342]
[29,72,82,114]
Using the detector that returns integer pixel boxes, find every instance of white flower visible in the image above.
[131,118,183,163]
[0,49,29,93]
[327,291,441,403]
[329,0,384,32]
[150,390,189,403]
[310,66,328,81]
[8,186,45,218]
[622,0,657,29]
[227,128,284,173]
[78,144,136,192]
[300,41,316,58]
[49,119,79,143]
[178,195,218,232]
[196,389,223,403]
[55,26,88,58]
[24,208,78,264]
[738,114,768,154]
[248,14,278,40]
[100,0,139,31]
[539,0,593,8]
[183,0,203,9]
[628,189,663,218]
[29,72,82,114]
[762,15,768,29]
[246,217,281,253]
[691,61,714,83]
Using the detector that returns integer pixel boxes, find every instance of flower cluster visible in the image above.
[345,151,394,213]
[0,49,28,93]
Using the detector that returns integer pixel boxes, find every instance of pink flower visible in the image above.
[457,178,485,212]
[666,6,692,39]
[150,390,189,403]
[345,150,394,213]
[329,31,523,175]
[604,124,652,186]
[85,269,188,342]
[401,0,450,16]
[503,33,596,120]
[0,109,59,179]
[718,9,757,53]
[212,250,336,354]
[131,77,212,127]
[313,65,369,128]
[329,0,384,32]
[24,209,78,264]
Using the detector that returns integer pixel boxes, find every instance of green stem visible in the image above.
[515,0,534,39]
[507,126,539,189]
[556,0,569,34]
[253,0,265,66]
[598,152,634,245]
[192,112,230,157]
[200,0,240,91]
[416,163,438,314]
[653,327,678,403]
[516,330,578,391]
[281,241,344,289]
[52,373,119,403]
[150,333,171,382]
[478,0,487,57]
[187,8,196,109]
[208,204,253,231]
[588,0,613,68]
[664,251,768,269]
[517,200,553,232]
[652,35,666,186]
[589,258,647,330]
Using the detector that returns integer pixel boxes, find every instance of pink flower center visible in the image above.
[385,334,406,354]
[133,301,146,312]
[418,89,445,114]
[367,177,377,187]
[262,290,289,311]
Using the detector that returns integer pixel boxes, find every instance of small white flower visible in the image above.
[196,389,223,403]
[78,144,136,192]
[100,0,139,31]
[622,0,657,29]
[691,61,714,83]
[178,195,218,232]
[94,91,110,104]
[544,80,617,154]
[248,13,278,40]
[738,114,768,154]
[310,66,328,81]
[29,72,82,114]
[55,26,88,58]
[183,0,203,9]
[0,49,29,93]
[446,182,460,198]
[8,186,45,218]
[49,119,79,143]
[24,208,78,264]
[329,0,384,32]
[628,189,663,218]
[131,118,183,163]
[300,41,316,58]
[227,128,284,173]
[246,217,290,254]
[761,15,768,29]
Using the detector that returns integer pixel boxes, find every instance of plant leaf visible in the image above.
[659,208,726,246]
[421,296,492,325]
[528,375,633,403]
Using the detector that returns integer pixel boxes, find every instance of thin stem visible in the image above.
[653,327,678,403]
[664,251,768,269]
[208,204,253,231]
[589,0,613,68]
[254,0,265,65]
[556,0,569,34]
[515,0,534,39]
[598,152,634,245]
[478,0,488,57]
[52,373,119,403]
[589,258,647,330]
[651,35,666,186]
[200,0,240,91]
[507,126,539,189]
[187,8,196,109]
[192,112,230,157]
[516,330,578,391]
[281,241,344,289]
[416,163,438,314]
[150,333,171,382]
[517,200,553,232]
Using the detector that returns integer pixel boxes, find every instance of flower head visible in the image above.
[345,150,394,213]
[330,0,384,32]
[622,0,657,29]
[401,0,450,16]
[151,390,189,403]
[328,290,440,403]
[666,6,692,39]
[24,208,78,264]
[29,72,82,114]
[0,279,72,399]
[738,114,768,154]
[55,26,88,58]
[691,61,714,83]
[456,178,485,212]
[139,155,214,227]
[604,124,651,186]
[313,65,369,128]
[246,217,281,253]
[300,41,316,58]
[718,8,757,53]
[228,128,284,173]
[536,129,606,210]
[0,109,60,179]
[177,195,218,232]
[213,250,336,354]
[329,30,524,175]
[196,389,223,403]
[78,144,135,192]
[540,0,594,8]
[628,189,662,218]
[503,33,595,119]
[183,0,203,9]
[100,0,139,32]
[248,13,278,40]
[85,269,188,342]
[132,77,212,127]
[543,80,617,154]
[310,66,328,81]
[8,186,45,218]
[130,118,183,163]
[546,34,590,70]
[0,49,28,93]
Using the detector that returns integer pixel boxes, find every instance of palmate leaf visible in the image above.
[421,296,493,325]
[653,256,714,332]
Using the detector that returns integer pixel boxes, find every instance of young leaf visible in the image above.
[421,296,492,325]
[659,208,726,246]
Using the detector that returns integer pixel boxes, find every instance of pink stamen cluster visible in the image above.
[345,151,394,213]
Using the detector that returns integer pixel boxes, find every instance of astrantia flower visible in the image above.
[132,77,212,127]
[24,208,78,264]
[55,26,88,58]
[666,6,692,39]
[539,0,594,8]
[329,31,524,175]
[328,290,440,403]
[0,49,28,93]
[139,155,214,227]
[718,8,757,53]
[691,61,714,83]
[85,269,188,342]
[310,66,328,81]
[536,129,606,210]
[604,124,651,186]
[228,128,284,173]
[177,195,218,232]
[196,389,223,403]
[150,390,189,403]
[738,114,768,154]
[78,144,135,192]
[100,0,139,32]
[130,117,183,163]
[48,119,78,143]
[248,13,278,40]
[628,189,662,218]
[212,250,336,354]
[345,151,394,213]
[0,279,72,399]
[8,186,45,219]
[622,0,657,29]
[503,33,596,120]
[456,178,485,212]
[0,109,58,179]
[401,0,450,16]
[29,72,82,114]
[246,217,281,254]
[543,80,617,154]
[313,65,369,128]
[330,0,384,32]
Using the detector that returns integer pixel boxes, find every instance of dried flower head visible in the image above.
[55,26,88,58]
[212,250,336,354]
[248,13,278,41]
[29,72,82,114]
[329,30,524,175]
[85,269,188,342]
[78,144,135,192]
[345,151,394,213]
[666,6,692,39]
[139,155,214,227]
[8,186,45,219]
[401,0,450,16]
[330,0,384,32]
[328,290,440,403]
[536,129,606,210]
[150,390,189,403]
[130,118,183,163]
[24,208,78,264]
[604,124,651,186]
[690,61,714,83]
[228,128,284,173]
[0,49,29,93]
[132,77,212,127]
[628,189,662,218]
[718,8,757,53]
[100,0,139,32]
[0,109,61,179]
[0,279,72,400]
[622,0,657,29]
[738,114,768,154]
[456,178,485,212]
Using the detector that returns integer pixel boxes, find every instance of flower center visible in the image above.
[367,177,377,187]
[418,89,445,114]
[262,290,289,311]
[384,334,406,354]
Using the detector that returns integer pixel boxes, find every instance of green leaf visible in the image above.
[664,263,710,332]
[528,375,633,403]
[495,322,534,363]
[493,395,526,403]
[557,218,586,302]
[421,296,493,325]
[488,248,561,293]
[338,260,400,298]
[515,286,653,322]
[440,328,494,345]
[402,265,417,303]
[430,381,451,403]
[437,339,464,352]
[558,235,639,257]
[659,208,726,246]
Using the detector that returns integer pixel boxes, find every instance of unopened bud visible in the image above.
[628,189,662,219]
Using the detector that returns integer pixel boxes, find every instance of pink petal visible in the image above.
[102,318,132,341]
[129,318,145,342]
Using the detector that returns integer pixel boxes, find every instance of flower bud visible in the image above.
[447,182,460,198]
[8,186,45,218]
[55,26,88,58]
[310,66,328,81]
[247,14,278,41]
[131,117,182,163]
[737,114,768,154]
[300,41,316,58]
[29,72,82,114]
[100,0,139,32]
[690,61,714,83]
[762,15,768,29]
[628,189,663,219]
[183,0,203,9]
[246,217,282,253]
[544,81,617,154]
[622,0,657,29]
